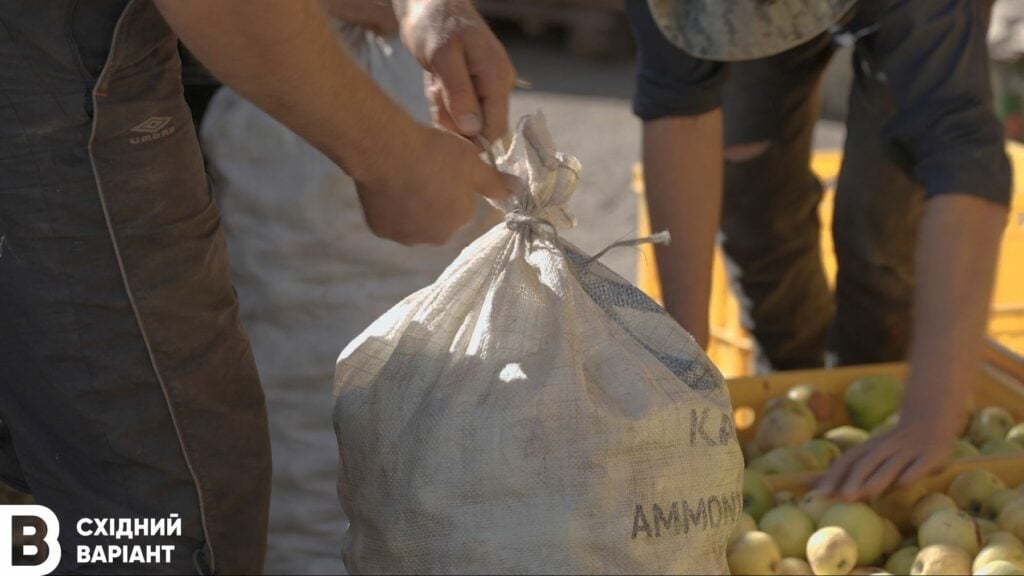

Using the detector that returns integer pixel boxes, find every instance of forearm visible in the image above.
[155,0,414,181]
[641,110,723,347]
[903,194,1008,425]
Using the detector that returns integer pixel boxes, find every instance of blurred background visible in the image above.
[181,0,1024,375]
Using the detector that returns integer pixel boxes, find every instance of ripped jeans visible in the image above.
[720,32,921,371]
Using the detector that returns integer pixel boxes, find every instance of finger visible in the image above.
[855,451,917,500]
[429,41,482,136]
[475,166,519,203]
[816,441,872,495]
[427,74,460,133]
[896,449,948,489]
[464,36,514,141]
[837,441,899,500]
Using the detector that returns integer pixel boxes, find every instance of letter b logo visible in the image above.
[0,505,60,575]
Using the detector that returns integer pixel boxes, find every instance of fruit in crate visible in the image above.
[820,502,886,567]
[971,407,1016,446]
[756,401,818,452]
[744,469,775,521]
[911,494,958,529]
[975,560,1024,574]
[983,490,1024,521]
[780,557,815,575]
[982,439,1024,456]
[948,469,1007,515]
[954,439,982,459]
[750,446,820,475]
[728,530,783,575]
[807,526,859,576]
[760,504,816,558]
[916,508,981,555]
[844,375,902,431]
[999,499,1024,541]
[803,439,844,469]
[1007,424,1024,448]
[973,541,1024,574]
[884,546,919,575]
[910,544,973,575]
[825,426,871,451]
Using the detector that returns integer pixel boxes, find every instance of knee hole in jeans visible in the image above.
[724,141,772,163]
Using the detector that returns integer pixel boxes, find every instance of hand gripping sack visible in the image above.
[333,113,744,574]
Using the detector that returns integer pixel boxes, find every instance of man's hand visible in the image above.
[816,194,1006,500]
[325,0,399,35]
[355,123,511,245]
[395,0,515,140]
[816,375,966,501]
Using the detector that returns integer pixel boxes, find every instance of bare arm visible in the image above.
[154,0,508,245]
[820,193,1007,499]
[641,111,724,347]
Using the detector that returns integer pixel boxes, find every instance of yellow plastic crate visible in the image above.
[635,143,1024,376]
[725,360,1024,493]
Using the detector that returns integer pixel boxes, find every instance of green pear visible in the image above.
[825,426,871,451]
[884,546,919,576]
[728,530,782,575]
[744,469,774,521]
[788,384,841,433]
[807,526,858,576]
[974,543,1024,574]
[985,531,1024,549]
[882,518,902,555]
[910,493,957,529]
[910,544,972,575]
[952,439,980,459]
[917,508,980,555]
[1007,423,1024,448]
[730,512,758,546]
[948,469,1006,515]
[800,491,836,525]
[749,446,817,475]
[970,407,1016,446]
[984,489,1024,521]
[998,499,1024,541]
[872,484,929,533]
[982,439,1024,456]
[871,413,901,439]
[756,403,818,452]
[801,439,843,470]
[976,560,1024,575]
[980,518,1003,538]
[820,502,886,566]
[779,557,814,575]
[760,505,816,559]
[844,375,902,430]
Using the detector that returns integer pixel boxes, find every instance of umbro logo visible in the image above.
[131,116,172,133]
[129,116,176,145]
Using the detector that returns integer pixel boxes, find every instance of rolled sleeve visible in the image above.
[871,0,1012,205]
[625,0,728,121]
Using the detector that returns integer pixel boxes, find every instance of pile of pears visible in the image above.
[734,468,1024,574]
[731,375,1024,575]
[743,375,1024,477]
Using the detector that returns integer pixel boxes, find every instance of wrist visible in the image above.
[334,111,424,187]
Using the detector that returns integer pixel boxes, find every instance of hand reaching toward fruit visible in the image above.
[816,371,970,501]
[816,418,959,502]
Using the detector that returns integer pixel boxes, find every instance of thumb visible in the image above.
[430,43,483,136]
[475,164,521,203]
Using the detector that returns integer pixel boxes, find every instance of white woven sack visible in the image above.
[334,113,743,575]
